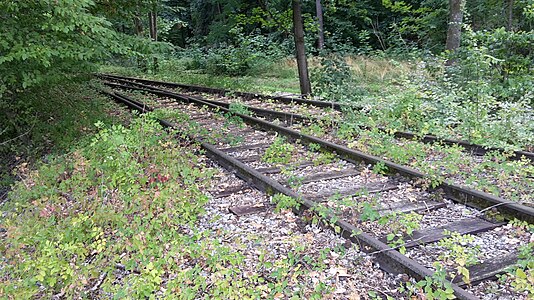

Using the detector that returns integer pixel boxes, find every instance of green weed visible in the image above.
[437,231,481,285]
[272,193,300,212]
[262,136,296,165]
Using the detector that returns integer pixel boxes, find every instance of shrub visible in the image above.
[0,116,212,298]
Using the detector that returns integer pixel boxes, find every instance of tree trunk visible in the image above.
[316,0,325,50]
[134,16,143,36]
[148,12,157,41]
[506,0,514,31]
[445,0,464,52]
[148,11,158,72]
[445,0,464,65]
[292,0,312,96]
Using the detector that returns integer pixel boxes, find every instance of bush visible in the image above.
[0,79,128,190]
[1,116,212,298]
[178,29,290,76]
[450,27,534,103]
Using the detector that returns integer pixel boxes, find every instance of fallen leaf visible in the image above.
[349,292,360,300]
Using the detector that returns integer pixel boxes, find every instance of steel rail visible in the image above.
[102,81,311,124]
[98,73,534,162]
[98,73,346,110]
[102,89,480,300]
[102,81,534,224]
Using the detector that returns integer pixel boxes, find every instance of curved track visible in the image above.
[98,80,534,299]
[99,73,534,162]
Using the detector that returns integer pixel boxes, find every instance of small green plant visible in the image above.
[505,242,534,294]
[359,202,381,222]
[308,142,321,152]
[336,123,359,140]
[437,230,481,285]
[262,136,295,164]
[407,263,456,300]
[229,102,252,116]
[306,142,336,166]
[286,174,304,189]
[223,111,245,126]
[304,123,327,137]
[226,133,244,146]
[271,194,300,212]
[381,212,422,254]
[309,203,335,226]
[498,221,534,294]
[372,161,389,175]
[313,151,336,166]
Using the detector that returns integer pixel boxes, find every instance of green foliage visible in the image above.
[234,3,293,35]
[179,26,289,76]
[272,193,301,212]
[437,230,481,285]
[468,0,534,31]
[313,150,337,166]
[345,124,532,200]
[372,161,389,175]
[409,263,456,300]
[359,202,381,222]
[0,80,127,189]
[507,243,534,294]
[312,53,363,102]
[499,220,534,294]
[382,212,422,254]
[308,142,322,152]
[346,51,533,150]
[307,123,327,137]
[454,27,534,104]
[0,0,173,96]
[229,102,252,116]
[262,136,296,164]
[0,116,212,298]
[0,0,118,92]
[444,27,534,148]
[354,199,424,254]
[382,0,447,51]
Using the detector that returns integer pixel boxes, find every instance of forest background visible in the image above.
[1,0,533,298]
[1,0,533,167]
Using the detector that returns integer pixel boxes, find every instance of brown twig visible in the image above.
[0,123,35,146]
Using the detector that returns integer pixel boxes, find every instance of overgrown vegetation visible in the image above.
[3,0,534,299]
[437,231,481,285]
[498,220,534,295]
[262,136,296,165]
[0,79,129,193]
[343,127,533,203]
[1,117,213,297]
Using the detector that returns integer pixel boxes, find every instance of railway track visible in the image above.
[99,75,533,208]
[98,80,533,299]
[98,73,534,162]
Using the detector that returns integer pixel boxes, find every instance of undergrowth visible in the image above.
[0,79,129,192]
[105,48,532,151]
[101,57,300,95]
[0,117,212,298]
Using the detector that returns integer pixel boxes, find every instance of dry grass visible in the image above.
[279,55,413,83]
[346,56,413,82]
